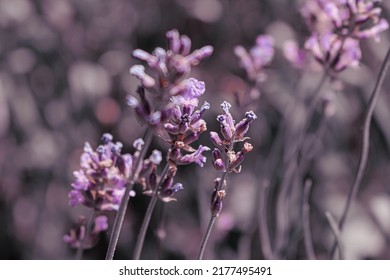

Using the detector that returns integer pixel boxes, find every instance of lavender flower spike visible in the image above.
[68,134,133,211]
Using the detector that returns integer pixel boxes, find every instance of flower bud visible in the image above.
[210,131,223,147]
[212,148,225,171]
[217,115,233,141]
[235,111,257,139]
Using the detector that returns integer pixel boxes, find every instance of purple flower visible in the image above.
[68,190,85,208]
[283,40,307,69]
[301,0,389,41]
[129,65,156,88]
[174,145,210,167]
[71,170,89,191]
[68,133,134,210]
[131,29,213,85]
[210,103,256,172]
[234,34,274,82]
[63,215,110,249]
[235,111,258,139]
[149,150,163,165]
[170,78,206,107]
[305,33,361,71]
[93,216,109,233]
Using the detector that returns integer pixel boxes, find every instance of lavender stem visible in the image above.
[330,46,390,257]
[302,179,316,260]
[326,212,344,260]
[133,163,170,260]
[105,128,154,260]
[75,210,95,260]
[197,170,228,260]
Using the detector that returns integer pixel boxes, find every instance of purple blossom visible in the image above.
[301,0,389,41]
[131,29,213,85]
[63,215,110,249]
[71,170,89,191]
[170,78,206,107]
[305,33,361,71]
[283,40,307,69]
[235,111,258,139]
[68,133,133,210]
[173,145,210,167]
[210,102,256,173]
[93,216,109,233]
[129,65,156,88]
[149,150,163,165]
[234,34,274,82]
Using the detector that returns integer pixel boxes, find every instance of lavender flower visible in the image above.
[305,33,362,72]
[68,134,161,211]
[234,35,274,82]
[69,134,132,211]
[63,215,109,249]
[283,40,307,69]
[131,29,213,89]
[301,0,389,39]
[301,0,388,71]
[210,101,257,173]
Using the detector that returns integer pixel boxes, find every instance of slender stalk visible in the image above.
[133,163,170,260]
[302,180,316,260]
[75,210,95,260]
[197,216,217,260]
[326,212,344,260]
[197,170,228,260]
[274,72,328,255]
[259,179,274,259]
[105,128,154,260]
[331,46,390,256]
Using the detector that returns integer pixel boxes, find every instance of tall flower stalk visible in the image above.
[65,133,135,259]
[197,102,257,259]
[109,29,212,260]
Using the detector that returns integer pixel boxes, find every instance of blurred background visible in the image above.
[1,0,390,260]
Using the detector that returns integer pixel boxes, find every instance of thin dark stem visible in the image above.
[274,72,328,255]
[105,128,154,260]
[197,216,217,260]
[302,180,316,260]
[197,170,228,260]
[75,210,95,260]
[331,46,390,256]
[133,163,170,260]
[259,179,274,259]
[326,212,344,260]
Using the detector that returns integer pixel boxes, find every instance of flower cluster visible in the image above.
[128,30,212,170]
[144,163,184,202]
[68,133,162,210]
[234,35,274,83]
[130,29,213,92]
[209,101,257,216]
[63,216,108,249]
[301,0,389,72]
[164,78,210,168]
[126,30,213,205]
